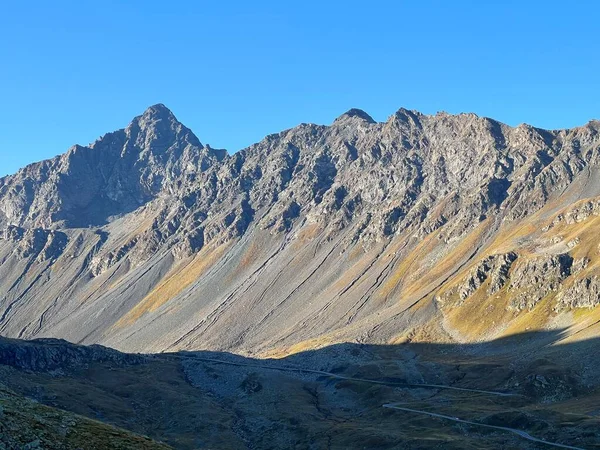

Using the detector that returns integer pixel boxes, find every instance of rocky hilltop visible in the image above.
[1,104,600,354]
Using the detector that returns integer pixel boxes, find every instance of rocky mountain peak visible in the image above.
[388,107,424,129]
[334,108,376,124]
[123,103,203,153]
[140,103,176,120]
[0,104,213,228]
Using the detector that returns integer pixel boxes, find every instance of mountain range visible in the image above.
[2,105,600,448]
[2,104,600,356]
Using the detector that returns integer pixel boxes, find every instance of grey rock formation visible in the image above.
[1,105,600,353]
[556,277,600,311]
[0,104,224,229]
[507,254,574,311]
[0,337,143,371]
[459,252,518,301]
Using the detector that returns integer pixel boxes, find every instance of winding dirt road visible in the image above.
[177,354,517,396]
[178,354,585,449]
[383,404,586,450]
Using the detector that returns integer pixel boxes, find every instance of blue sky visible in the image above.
[1,0,599,177]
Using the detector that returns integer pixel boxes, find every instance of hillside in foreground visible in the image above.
[1,333,599,449]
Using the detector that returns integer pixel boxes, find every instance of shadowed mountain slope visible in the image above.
[1,331,600,449]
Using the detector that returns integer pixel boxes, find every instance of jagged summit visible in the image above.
[334,108,376,124]
[141,102,175,118]
[0,104,211,228]
[389,107,424,128]
[127,103,203,150]
[122,103,178,128]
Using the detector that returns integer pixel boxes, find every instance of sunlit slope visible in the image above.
[434,193,600,344]
[1,105,600,354]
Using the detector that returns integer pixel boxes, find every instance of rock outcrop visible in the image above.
[0,337,143,371]
[507,254,574,311]
[556,277,600,311]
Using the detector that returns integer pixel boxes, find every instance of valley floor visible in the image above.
[1,331,600,449]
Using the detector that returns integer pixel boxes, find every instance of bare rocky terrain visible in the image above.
[1,104,600,356]
[2,105,600,448]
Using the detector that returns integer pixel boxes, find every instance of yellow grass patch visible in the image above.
[347,243,366,261]
[391,219,491,302]
[378,230,441,299]
[228,240,261,280]
[114,243,229,328]
[443,282,515,340]
[557,307,600,343]
[500,295,555,336]
[291,223,322,250]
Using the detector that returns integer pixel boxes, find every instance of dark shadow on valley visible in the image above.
[1,328,599,449]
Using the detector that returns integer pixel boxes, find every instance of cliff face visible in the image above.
[0,105,224,229]
[1,105,600,354]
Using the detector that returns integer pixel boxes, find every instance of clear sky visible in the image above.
[1,0,599,177]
